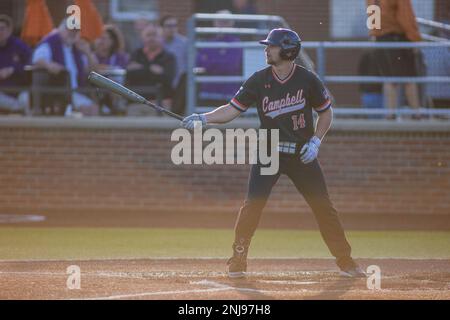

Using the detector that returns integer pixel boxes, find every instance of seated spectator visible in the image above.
[94,24,129,115]
[126,24,175,115]
[160,15,187,115]
[32,19,99,116]
[94,24,129,71]
[130,17,152,52]
[0,14,31,115]
[196,10,243,106]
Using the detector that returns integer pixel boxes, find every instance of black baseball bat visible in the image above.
[88,71,183,120]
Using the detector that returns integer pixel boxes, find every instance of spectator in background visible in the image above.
[94,24,129,115]
[160,15,188,115]
[0,15,31,115]
[94,25,129,70]
[32,19,99,116]
[129,17,152,52]
[126,24,175,115]
[367,0,422,120]
[196,10,243,106]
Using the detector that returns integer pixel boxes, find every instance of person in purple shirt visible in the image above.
[33,19,99,116]
[94,24,129,115]
[0,15,31,114]
[94,25,129,70]
[196,10,243,105]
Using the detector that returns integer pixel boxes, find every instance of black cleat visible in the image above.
[227,257,247,278]
[227,240,250,278]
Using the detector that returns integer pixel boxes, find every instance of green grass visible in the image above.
[0,228,449,260]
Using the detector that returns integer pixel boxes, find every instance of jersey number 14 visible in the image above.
[292,114,306,130]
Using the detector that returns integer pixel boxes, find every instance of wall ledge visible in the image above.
[0,116,449,133]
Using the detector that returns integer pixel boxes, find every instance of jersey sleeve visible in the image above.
[308,72,332,113]
[229,72,259,112]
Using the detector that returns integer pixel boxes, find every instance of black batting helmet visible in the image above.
[259,28,302,60]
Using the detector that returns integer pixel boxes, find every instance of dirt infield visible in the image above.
[1,258,449,300]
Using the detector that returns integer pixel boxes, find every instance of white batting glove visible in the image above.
[300,136,321,164]
[181,113,207,130]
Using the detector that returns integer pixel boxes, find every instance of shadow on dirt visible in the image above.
[304,277,361,300]
[228,277,276,299]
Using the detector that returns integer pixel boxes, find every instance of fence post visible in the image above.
[186,17,196,116]
[317,42,326,80]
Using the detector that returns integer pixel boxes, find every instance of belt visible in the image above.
[277,141,297,154]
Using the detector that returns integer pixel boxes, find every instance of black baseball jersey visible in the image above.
[230,64,331,143]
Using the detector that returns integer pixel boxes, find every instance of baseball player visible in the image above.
[182,28,365,278]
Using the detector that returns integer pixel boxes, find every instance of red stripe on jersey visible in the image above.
[314,99,331,112]
[271,64,295,84]
[230,98,248,111]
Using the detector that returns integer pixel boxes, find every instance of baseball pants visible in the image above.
[234,155,352,260]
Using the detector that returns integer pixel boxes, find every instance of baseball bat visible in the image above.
[88,71,183,120]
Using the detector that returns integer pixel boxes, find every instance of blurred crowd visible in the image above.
[0,12,190,117]
[0,0,258,118]
[0,0,448,119]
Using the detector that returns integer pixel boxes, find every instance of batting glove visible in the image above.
[182,113,207,130]
[300,136,321,164]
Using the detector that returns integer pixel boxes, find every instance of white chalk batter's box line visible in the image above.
[0,270,427,283]
[78,279,450,300]
[0,270,341,278]
[0,271,447,300]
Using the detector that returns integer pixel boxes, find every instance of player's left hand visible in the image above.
[300,136,321,164]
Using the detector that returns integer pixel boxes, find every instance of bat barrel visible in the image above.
[88,72,147,104]
[88,72,184,121]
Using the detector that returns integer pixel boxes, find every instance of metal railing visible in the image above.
[416,17,450,32]
[186,14,450,119]
[187,13,299,116]
[0,68,162,116]
[190,40,450,118]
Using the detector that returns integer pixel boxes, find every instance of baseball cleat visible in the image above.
[336,257,366,278]
[227,257,247,278]
[339,266,367,278]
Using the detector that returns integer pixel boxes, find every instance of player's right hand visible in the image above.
[181,113,207,130]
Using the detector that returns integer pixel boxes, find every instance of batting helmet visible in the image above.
[259,28,302,60]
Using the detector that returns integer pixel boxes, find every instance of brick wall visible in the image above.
[0,118,448,216]
[257,0,330,41]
